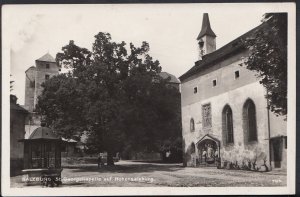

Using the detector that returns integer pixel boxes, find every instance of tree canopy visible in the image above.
[36,32,182,165]
[241,13,287,116]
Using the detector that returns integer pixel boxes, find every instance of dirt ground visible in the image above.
[10,160,286,187]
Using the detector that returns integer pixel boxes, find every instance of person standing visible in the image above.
[207,144,215,159]
[202,149,207,162]
[97,154,102,168]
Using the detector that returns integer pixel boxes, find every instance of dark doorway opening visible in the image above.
[271,138,283,168]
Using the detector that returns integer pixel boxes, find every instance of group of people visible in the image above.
[201,144,218,162]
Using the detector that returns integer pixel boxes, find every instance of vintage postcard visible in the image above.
[2,2,296,195]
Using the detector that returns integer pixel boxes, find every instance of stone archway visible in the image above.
[196,134,220,166]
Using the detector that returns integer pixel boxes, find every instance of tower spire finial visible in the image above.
[197,13,216,60]
[197,13,216,40]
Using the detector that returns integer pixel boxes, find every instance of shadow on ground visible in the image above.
[131,160,182,164]
[66,162,184,174]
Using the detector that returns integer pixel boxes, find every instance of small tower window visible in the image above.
[30,80,35,88]
[194,87,198,94]
[198,38,204,48]
[212,79,217,87]
[45,75,50,80]
[46,64,50,69]
[235,71,240,79]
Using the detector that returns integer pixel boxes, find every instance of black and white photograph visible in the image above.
[2,2,296,195]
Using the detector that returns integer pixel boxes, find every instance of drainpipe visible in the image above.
[266,89,272,170]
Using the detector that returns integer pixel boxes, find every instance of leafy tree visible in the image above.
[37,32,182,165]
[120,73,182,160]
[241,13,287,116]
[36,74,87,139]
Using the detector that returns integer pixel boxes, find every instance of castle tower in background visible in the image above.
[24,53,60,138]
[24,66,36,112]
[24,53,60,112]
[196,13,216,60]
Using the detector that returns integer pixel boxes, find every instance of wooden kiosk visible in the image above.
[19,124,63,187]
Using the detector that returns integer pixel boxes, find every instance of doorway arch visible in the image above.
[196,134,220,165]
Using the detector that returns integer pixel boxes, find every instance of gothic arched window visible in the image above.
[190,118,195,132]
[243,99,258,142]
[222,105,234,145]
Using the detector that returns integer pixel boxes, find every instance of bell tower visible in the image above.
[33,53,60,109]
[24,53,60,139]
[197,13,216,60]
[24,53,60,112]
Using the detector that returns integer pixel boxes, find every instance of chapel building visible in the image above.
[179,13,287,170]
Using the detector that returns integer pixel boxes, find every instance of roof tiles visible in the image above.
[36,53,56,63]
[180,22,266,82]
[28,127,60,140]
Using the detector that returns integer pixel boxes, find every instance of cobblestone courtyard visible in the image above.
[11,160,286,187]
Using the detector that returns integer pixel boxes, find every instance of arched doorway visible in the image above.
[196,134,220,166]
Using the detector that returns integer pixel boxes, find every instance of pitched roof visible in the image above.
[180,22,266,82]
[28,126,60,140]
[36,53,56,63]
[197,13,216,40]
[159,72,180,84]
[10,103,28,114]
[25,66,36,73]
[196,134,220,145]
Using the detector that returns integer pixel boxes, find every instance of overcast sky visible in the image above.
[4,4,271,105]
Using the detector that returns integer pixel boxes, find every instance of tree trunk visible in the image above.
[107,151,114,166]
